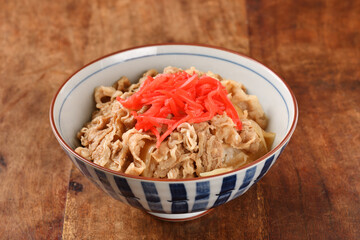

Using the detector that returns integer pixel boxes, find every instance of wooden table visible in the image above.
[1,0,359,239]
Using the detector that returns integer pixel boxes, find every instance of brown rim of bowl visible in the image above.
[49,43,298,182]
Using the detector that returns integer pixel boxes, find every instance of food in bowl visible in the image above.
[75,66,275,179]
[50,44,298,221]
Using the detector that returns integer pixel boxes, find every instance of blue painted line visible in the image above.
[255,155,275,183]
[192,181,210,212]
[279,142,288,156]
[212,175,237,207]
[74,158,90,177]
[141,182,164,213]
[94,169,123,201]
[169,183,188,213]
[233,166,257,199]
[113,176,145,210]
[73,157,107,191]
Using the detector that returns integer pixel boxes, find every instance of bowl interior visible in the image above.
[52,45,296,155]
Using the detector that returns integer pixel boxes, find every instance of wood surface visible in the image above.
[0,0,359,239]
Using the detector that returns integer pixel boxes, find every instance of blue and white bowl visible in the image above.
[50,44,298,221]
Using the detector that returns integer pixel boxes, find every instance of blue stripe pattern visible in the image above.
[279,142,288,156]
[68,153,280,214]
[212,175,237,208]
[74,158,91,178]
[94,169,123,201]
[169,184,188,213]
[113,176,145,210]
[141,182,164,213]
[192,181,210,212]
[254,155,275,183]
[73,157,103,190]
[233,166,257,199]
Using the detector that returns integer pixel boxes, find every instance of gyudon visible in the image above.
[75,67,275,179]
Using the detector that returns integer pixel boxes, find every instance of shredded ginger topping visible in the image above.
[117,71,242,147]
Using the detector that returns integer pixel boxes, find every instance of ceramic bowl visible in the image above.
[50,44,298,221]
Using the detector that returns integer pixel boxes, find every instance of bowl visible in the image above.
[50,44,298,221]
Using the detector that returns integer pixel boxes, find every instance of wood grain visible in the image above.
[247,0,360,239]
[0,0,359,239]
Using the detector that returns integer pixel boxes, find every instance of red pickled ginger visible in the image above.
[117,71,242,148]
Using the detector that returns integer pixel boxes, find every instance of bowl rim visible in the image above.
[49,43,298,182]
